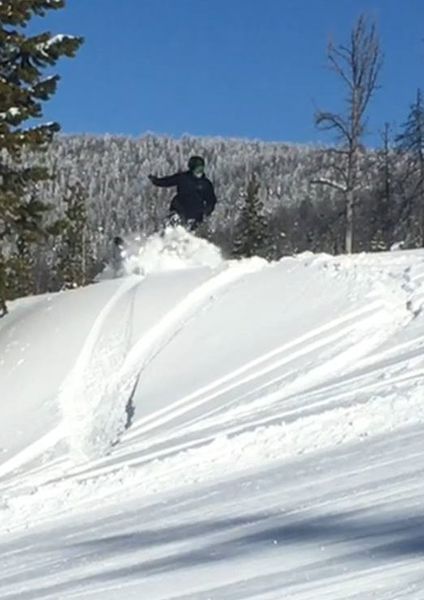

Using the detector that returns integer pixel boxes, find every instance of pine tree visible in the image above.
[233,174,268,258]
[6,195,51,298]
[395,89,424,246]
[0,0,83,314]
[56,183,92,289]
[369,124,395,251]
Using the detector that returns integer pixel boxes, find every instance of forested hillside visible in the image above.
[1,127,421,300]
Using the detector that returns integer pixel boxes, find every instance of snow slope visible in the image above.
[1,228,424,599]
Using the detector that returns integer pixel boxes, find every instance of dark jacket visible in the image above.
[151,171,217,224]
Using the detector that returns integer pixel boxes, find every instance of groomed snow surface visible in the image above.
[1,226,424,599]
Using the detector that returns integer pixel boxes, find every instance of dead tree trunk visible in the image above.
[312,14,382,254]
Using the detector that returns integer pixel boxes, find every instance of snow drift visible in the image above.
[1,237,424,599]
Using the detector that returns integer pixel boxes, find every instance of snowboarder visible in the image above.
[148,156,217,230]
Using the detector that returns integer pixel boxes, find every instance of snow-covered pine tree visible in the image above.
[0,0,83,313]
[56,183,92,289]
[233,174,268,258]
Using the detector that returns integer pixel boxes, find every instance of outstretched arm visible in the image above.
[148,173,180,188]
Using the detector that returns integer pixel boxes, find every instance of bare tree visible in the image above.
[312,14,382,253]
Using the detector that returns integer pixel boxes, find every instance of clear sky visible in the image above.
[35,0,424,145]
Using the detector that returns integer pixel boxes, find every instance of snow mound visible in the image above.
[123,226,224,275]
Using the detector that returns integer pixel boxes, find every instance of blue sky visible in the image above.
[35,0,424,145]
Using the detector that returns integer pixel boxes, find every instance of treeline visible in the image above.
[13,118,424,293]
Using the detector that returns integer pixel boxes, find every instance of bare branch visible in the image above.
[315,111,352,144]
[328,43,353,89]
[310,178,348,192]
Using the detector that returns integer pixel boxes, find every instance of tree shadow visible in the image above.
[2,508,424,600]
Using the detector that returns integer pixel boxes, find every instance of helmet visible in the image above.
[188,155,205,172]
